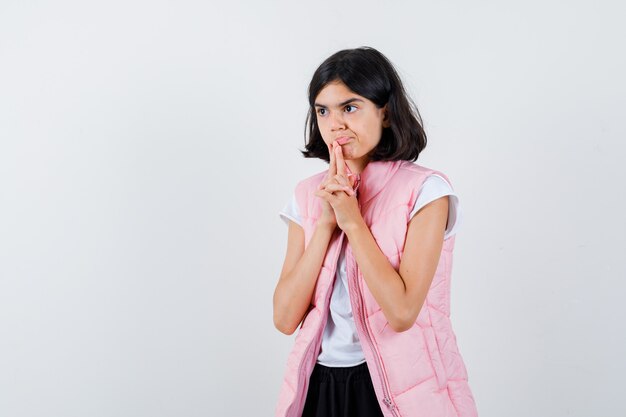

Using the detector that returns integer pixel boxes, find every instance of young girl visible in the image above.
[273,47,478,417]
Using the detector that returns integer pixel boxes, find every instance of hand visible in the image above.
[314,142,346,229]
[314,143,363,232]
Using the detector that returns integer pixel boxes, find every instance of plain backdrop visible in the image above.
[1,1,625,416]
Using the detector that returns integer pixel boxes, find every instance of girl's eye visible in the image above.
[316,106,356,116]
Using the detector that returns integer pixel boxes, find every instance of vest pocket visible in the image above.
[423,326,448,390]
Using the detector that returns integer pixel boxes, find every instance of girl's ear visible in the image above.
[381,104,390,128]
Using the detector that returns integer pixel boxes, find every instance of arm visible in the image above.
[344,196,449,332]
[273,221,336,335]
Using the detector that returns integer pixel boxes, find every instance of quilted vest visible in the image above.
[275,159,478,417]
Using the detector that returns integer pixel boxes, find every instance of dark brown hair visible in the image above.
[301,46,427,163]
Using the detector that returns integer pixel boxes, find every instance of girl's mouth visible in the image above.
[336,137,352,145]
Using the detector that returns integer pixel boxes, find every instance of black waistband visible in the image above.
[310,361,372,384]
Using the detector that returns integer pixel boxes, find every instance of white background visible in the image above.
[1,1,624,416]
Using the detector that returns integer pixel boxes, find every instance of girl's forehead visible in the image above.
[315,82,367,107]
[318,80,353,95]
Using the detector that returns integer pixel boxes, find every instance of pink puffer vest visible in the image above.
[275,159,478,417]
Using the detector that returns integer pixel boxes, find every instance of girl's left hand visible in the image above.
[313,143,364,232]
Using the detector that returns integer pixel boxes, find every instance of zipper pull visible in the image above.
[383,397,395,410]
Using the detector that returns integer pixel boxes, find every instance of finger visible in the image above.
[344,160,353,177]
[328,142,337,177]
[347,174,355,188]
[335,144,346,177]
[343,156,355,187]
[318,174,335,190]
[334,174,349,186]
[314,189,328,200]
[324,183,351,192]
[319,164,333,189]
[324,183,355,196]
[315,188,338,202]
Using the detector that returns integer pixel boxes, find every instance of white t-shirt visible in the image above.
[278,174,463,367]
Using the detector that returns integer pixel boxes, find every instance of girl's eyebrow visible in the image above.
[314,98,364,108]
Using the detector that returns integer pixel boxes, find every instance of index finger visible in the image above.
[334,144,346,177]
[328,142,337,177]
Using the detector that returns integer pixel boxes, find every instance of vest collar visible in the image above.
[352,159,404,206]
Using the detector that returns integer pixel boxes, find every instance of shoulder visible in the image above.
[421,174,454,193]
[291,169,329,217]
[395,161,454,187]
[294,169,327,194]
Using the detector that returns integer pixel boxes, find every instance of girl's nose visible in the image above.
[330,111,346,130]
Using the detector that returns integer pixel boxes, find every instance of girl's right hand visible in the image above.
[315,142,354,229]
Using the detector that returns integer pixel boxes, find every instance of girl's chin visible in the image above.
[340,145,354,157]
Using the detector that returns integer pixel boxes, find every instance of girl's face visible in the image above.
[314,80,389,174]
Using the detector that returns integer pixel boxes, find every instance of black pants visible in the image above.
[302,361,385,417]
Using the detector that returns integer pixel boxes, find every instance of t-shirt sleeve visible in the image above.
[278,192,303,227]
[408,174,463,239]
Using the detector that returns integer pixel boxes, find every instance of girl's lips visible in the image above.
[336,137,352,145]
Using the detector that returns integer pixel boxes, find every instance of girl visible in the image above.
[273,47,478,417]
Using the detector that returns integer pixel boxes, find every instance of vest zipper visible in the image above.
[350,174,399,415]
[347,245,399,416]
[345,187,399,417]
[285,231,346,417]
